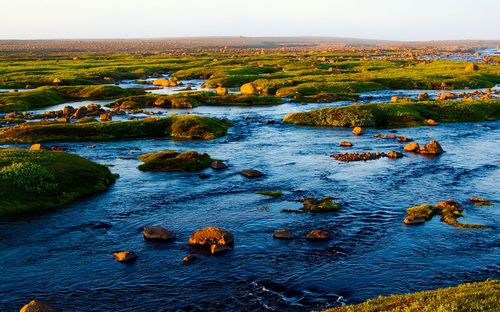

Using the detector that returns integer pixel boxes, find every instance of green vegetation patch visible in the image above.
[283,99,500,128]
[0,148,116,216]
[257,190,283,197]
[0,115,232,143]
[138,150,212,172]
[0,85,144,112]
[324,279,499,312]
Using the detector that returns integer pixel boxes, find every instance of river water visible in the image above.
[0,81,499,311]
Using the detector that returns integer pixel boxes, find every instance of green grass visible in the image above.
[283,99,500,128]
[0,115,232,143]
[323,279,499,312]
[0,85,144,112]
[0,148,116,216]
[110,91,283,110]
[257,190,283,197]
[138,150,212,172]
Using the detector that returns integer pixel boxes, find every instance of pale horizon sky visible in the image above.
[1,0,499,41]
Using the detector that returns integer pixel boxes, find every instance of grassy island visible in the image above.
[0,148,117,216]
[138,150,213,172]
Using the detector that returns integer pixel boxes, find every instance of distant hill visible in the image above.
[0,37,498,52]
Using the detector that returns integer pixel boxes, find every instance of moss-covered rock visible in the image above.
[283,197,341,213]
[0,115,232,143]
[0,148,117,216]
[138,150,212,172]
[283,99,500,128]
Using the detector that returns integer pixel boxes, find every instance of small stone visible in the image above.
[183,254,197,264]
[29,144,42,151]
[339,141,353,147]
[306,229,329,241]
[273,229,293,240]
[387,151,403,158]
[210,160,227,170]
[425,119,438,126]
[143,226,175,241]
[404,142,420,152]
[113,251,137,263]
[352,127,364,135]
[240,169,264,178]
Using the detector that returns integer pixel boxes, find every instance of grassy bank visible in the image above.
[0,148,116,216]
[0,115,232,143]
[283,99,500,128]
[110,91,283,110]
[324,279,499,312]
[0,85,144,112]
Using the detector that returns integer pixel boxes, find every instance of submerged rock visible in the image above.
[210,160,227,170]
[306,229,329,241]
[331,152,386,162]
[403,216,426,225]
[210,244,231,255]
[143,226,176,241]
[188,226,234,249]
[20,299,56,312]
[273,229,293,240]
[240,169,264,178]
[113,251,137,263]
[183,254,197,264]
[339,141,353,147]
[469,197,493,206]
[283,197,341,213]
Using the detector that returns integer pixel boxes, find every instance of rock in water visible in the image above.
[352,127,364,135]
[113,251,137,263]
[387,151,403,158]
[29,144,42,151]
[404,142,420,152]
[210,244,231,254]
[210,160,227,170]
[143,226,175,241]
[339,141,353,147]
[419,140,444,154]
[418,92,430,101]
[20,300,56,312]
[404,216,426,225]
[183,254,197,264]
[240,169,264,178]
[188,226,234,248]
[306,229,329,241]
[425,119,438,126]
[273,229,293,240]
[240,82,258,94]
[216,86,228,95]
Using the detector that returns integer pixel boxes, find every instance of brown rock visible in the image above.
[331,152,386,162]
[143,226,175,241]
[72,106,88,118]
[240,169,264,178]
[188,226,234,248]
[418,92,430,101]
[113,251,137,263]
[29,144,42,151]
[387,151,403,158]
[436,199,463,212]
[465,63,479,71]
[306,229,329,241]
[210,244,231,254]
[273,229,293,240]
[183,254,197,264]
[20,299,56,312]
[216,86,229,95]
[99,113,111,122]
[420,140,444,154]
[62,106,75,116]
[352,127,364,135]
[240,82,258,94]
[397,136,409,142]
[339,141,353,147]
[425,119,438,126]
[210,160,228,170]
[404,142,420,152]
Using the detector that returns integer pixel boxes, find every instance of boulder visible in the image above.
[419,140,444,154]
[188,226,234,248]
[210,160,228,170]
[418,92,430,101]
[72,106,88,118]
[273,229,293,240]
[306,229,329,241]
[465,63,479,71]
[240,169,264,178]
[113,251,137,263]
[52,78,62,84]
[29,144,42,151]
[425,119,438,126]
[143,226,175,241]
[436,199,463,212]
[404,142,419,152]
[99,113,112,122]
[63,106,75,116]
[20,300,56,312]
[397,136,410,142]
[216,86,229,95]
[339,141,353,147]
[352,127,364,135]
[240,82,258,94]
[153,78,178,87]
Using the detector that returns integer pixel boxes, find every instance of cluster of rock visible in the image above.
[373,133,411,142]
[273,229,329,241]
[37,104,113,122]
[331,151,402,162]
[403,140,444,155]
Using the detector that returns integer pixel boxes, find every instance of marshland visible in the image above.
[0,37,499,312]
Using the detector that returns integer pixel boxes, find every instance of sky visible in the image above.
[1,0,499,41]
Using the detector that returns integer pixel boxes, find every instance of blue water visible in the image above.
[0,86,499,311]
